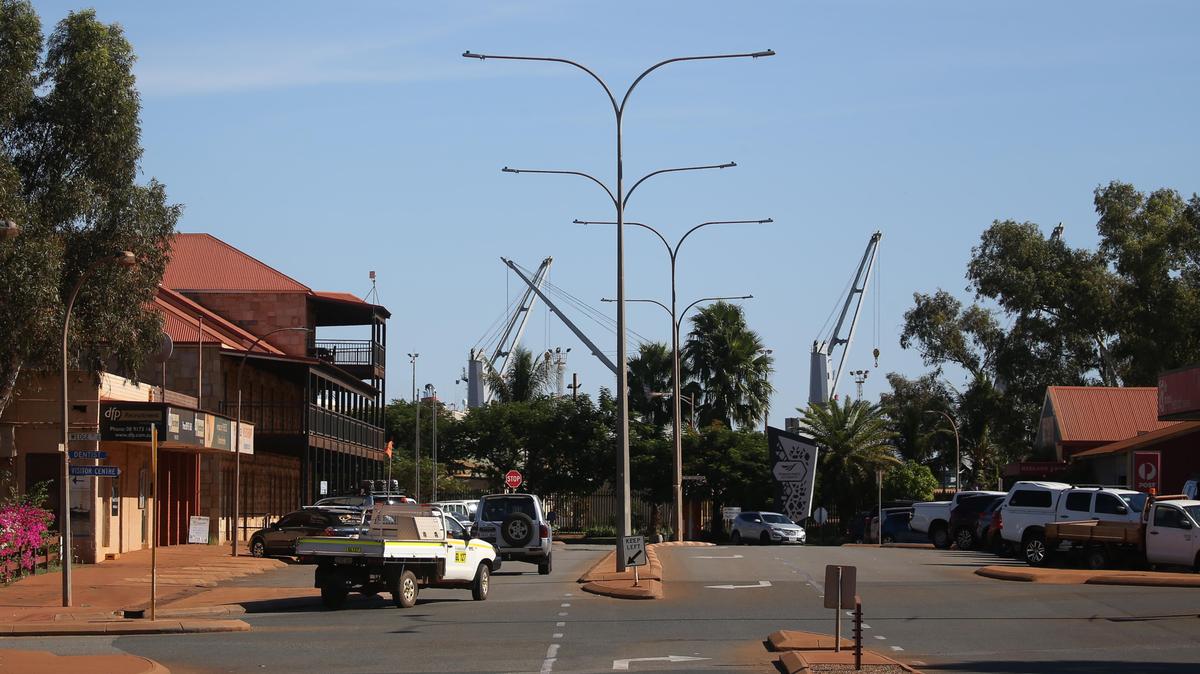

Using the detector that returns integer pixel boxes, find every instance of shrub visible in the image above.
[0,503,55,583]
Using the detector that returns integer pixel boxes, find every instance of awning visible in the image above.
[1071,421,1200,459]
[99,402,253,454]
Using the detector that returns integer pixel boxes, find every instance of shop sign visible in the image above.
[100,404,165,442]
[167,408,197,445]
[70,465,120,477]
[211,417,231,451]
[68,450,107,460]
[1133,451,1161,493]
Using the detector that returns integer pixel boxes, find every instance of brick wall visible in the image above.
[181,292,311,357]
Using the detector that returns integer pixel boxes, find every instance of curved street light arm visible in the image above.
[577,220,672,259]
[503,167,617,208]
[463,52,619,116]
[619,50,775,115]
[623,162,735,209]
[678,294,753,332]
[602,296,671,317]
[675,219,773,258]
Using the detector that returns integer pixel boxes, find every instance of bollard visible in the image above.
[853,596,863,670]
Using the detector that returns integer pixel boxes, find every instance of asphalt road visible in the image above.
[3,543,1199,673]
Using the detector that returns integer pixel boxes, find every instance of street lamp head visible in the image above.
[741,294,754,300]
[751,49,776,58]
[1,218,19,240]
[501,166,520,174]
[114,250,137,267]
[759,218,774,224]
[462,51,485,60]
[600,298,614,303]
[719,161,736,169]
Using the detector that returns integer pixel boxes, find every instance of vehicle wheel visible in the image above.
[881,534,894,545]
[501,513,535,547]
[472,563,490,600]
[758,531,770,545]
[930,524,950,550]
[730,530,742,545]
[320,575,348,610]
[954,527,976,551]
[1023,532,1052,567]
[1084,547,1108,570]
[392,570,419,609]
[538,555,552,575]
[249,537,266,558]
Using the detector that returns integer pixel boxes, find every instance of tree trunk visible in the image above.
[0,354,22,421]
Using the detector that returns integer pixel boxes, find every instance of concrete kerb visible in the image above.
[0,618,251,637]
[0,649,170,674]
[768,630,922,673]
[977,565,1200,587]
[577,542,714,600]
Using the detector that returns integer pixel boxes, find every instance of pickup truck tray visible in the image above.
[1045,520,1142,545]
[297,536,450,559]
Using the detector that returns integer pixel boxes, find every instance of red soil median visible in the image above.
[976,565,1200,587]
[577,541,713,599]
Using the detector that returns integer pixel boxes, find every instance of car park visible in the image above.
[867,508,926,544]
[730,511,806,545]
[473,493,553,574]
[999,482,1147,565]
[910,491,1007,549]
[249,508,366,558]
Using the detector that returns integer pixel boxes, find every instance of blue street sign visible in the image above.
[69,465,120,477]
[68,450,108,460]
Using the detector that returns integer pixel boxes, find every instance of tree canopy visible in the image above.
[682,301,773,429]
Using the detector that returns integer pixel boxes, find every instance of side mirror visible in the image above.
[1181,519,1194,530]
[1117,506,1129,514]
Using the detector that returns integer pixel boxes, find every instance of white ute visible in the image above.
[296,504,496,609]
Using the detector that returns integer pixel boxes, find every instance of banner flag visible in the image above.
[767,425,820,522]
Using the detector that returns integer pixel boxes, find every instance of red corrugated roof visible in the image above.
[164,233,310,293]
[313,291,369,305]
[1048,386,1178,443]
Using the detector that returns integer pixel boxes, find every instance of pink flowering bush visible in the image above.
[0,503,55,583]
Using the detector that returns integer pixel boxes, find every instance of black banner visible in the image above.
[767,425,819,523]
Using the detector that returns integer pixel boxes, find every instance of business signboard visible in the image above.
[100,404,166,442]
[767,426,820,523]
[1132,451,1162,494]
[1159,365,1200,420]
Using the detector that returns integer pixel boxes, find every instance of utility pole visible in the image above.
[426,384,438,502]
[408,353,420,500]
[568,373,581,400]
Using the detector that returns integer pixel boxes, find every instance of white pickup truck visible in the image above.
[910,491,1006,548]
[296,504,496,609]
[1033,495,1200,570]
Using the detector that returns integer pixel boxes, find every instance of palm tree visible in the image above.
[682,302,773,429]
[796,398,900,519]
[485,346,553,403]
[627,342,673,430]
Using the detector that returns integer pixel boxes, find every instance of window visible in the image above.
[762,514,793,525]
[446,517,465,536]
[736,513,753,522]
[276,514,302,528]
[1121,493,1148,513]
[1094,494,1127,515]
[1009,489,1052,508]
[1154,507,1186,529]
[1065,492,1093,513]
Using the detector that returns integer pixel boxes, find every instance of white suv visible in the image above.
[1000,482,1148,565]
[473,494,553,575]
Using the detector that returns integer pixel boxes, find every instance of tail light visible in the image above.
[992,511,1002,529]
[324,527,336,536]
[539,524,550,539]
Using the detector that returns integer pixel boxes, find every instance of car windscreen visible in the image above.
[480,497,536,521]
[1120,493,1148,513]
[761,514,794,525]
[1184,505,1200,525]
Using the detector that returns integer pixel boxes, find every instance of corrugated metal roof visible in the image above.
[1072,421,1200,458]
[164,233,310,293]
[313,291,368,305]
[1048,386,1177,443]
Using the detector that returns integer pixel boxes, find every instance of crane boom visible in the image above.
[468,257,552,407]
[809,231,881,404]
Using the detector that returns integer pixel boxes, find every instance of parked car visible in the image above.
[1031,496,1200,570]
[730,511,806,545]
[999,482,1147,565]
[249,508,366,558]
[977,496,1006,553]
[948,494,1005,550]
[432,500,478,524]
[473,493,553,574]
[911,491,1007,549]
[867,508,926,544]
[312,493,415,509]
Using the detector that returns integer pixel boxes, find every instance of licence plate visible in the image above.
[334,556,354,565]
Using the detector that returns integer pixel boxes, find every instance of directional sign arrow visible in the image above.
[626,550,645,566]
[693,554,744,559]
[612,655,711,670]
[704,580,772,590]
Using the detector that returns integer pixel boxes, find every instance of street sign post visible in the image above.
[504,469,523,490]
[621,535,646,586]
[68,465,120,477]
[68,450,108,460]
[824,564,857,652]
[68,432,101,442]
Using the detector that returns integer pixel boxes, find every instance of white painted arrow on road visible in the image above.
[704,580,772,590]
[612,655,711,670]
[692,554,744,559]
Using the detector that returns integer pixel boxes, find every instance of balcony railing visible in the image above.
[309,340,385,371]
[218,402,382,450]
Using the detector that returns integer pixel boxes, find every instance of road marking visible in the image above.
[541,644,559,673]
[692,554,744,559]
[874,636,887,640]
[558,612,568,616]
[561,603,571,607]
[612,655,710,670]
[705,580,772,590]
[556,621,565,627]
[890,646,904,652]
[845,611,854,616]
[912,661,927,666]
[862,623,871,629]
[564,593,573,597]
[553,632,563,638]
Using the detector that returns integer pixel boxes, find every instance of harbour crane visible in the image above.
[809,231,882,404]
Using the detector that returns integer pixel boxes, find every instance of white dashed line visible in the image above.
[553,632,563,638]
[874,636,887,640]
[556,621,565,627]
[558,612,568,617]
[890,646,904,652]
[862,623,871,629]
[541,643,559,673]
[561,603,571,607]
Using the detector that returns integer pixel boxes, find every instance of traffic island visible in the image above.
[766,630,922,674]
[0,649,170,674]
[577,542,713,600]
[976,565,1200,587]
[0,618,251,637]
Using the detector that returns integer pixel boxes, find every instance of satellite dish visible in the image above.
[152,333,174,364]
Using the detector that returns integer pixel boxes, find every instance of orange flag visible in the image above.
[385,440,393,458]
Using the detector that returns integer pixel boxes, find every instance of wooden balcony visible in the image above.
[309,339,385,380]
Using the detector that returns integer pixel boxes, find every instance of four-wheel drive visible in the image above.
[473,493,553,574]
[948,494,1005,550]
[296,504,496,610]
[910,491,1006,548]
[1026,495,1200,570]
[999,482,1147,565]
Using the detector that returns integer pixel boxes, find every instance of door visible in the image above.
[442,515,474,581]
[1147,506,1195,565]
[265,513,307,555]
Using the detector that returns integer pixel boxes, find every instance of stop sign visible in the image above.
[504,470,523,490]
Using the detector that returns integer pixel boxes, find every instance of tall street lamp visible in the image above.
[579,217,771,541]
[603,293,751,541]
[233,326,311,556]
[466,48,774,568]
[925,409,961,492]
[61,250,137,606]
[408,353,420,501]
[425,383,438,502]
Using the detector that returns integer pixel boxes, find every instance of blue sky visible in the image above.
[33,1,1200,422]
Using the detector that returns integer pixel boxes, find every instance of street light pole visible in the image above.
[579,218,771,543]
[426,383,438,502]
[465,48,773,570]
[234,326,311,557]
[407,353,420,501]
[925,410,961,492]
[61,251,137,606]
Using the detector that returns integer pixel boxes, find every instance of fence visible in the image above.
[0,544,59,584]
[436,489,712,535]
